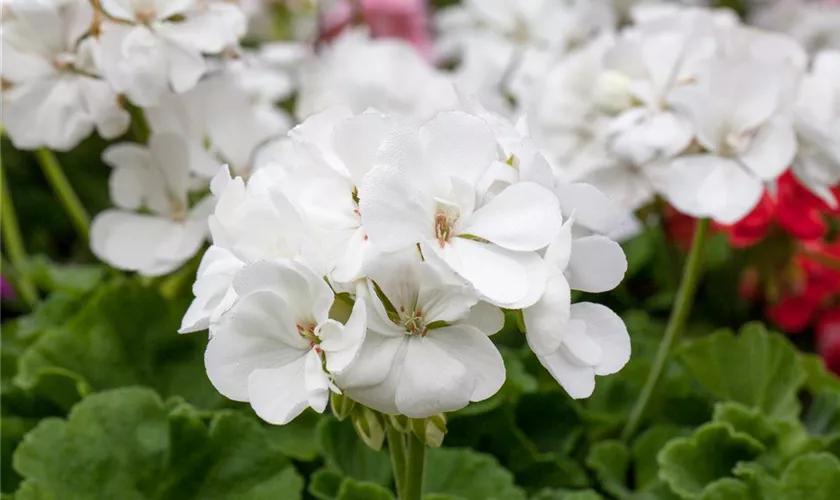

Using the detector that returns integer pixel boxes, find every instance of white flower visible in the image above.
[337,252,505,417]
[437,0,616,98]
[279,107,399,283]
[1,0,129,150]
[666,59,797,224]
[144,74,290,178]
[98,0,246,106]
[359,111,562,307]
[526,297,630,399]
[90,133,214,276]
[752,0,840,53]
[179,245,242,333]
[206,260,367,425]
[295,29,457,121]
[792,50,840,206]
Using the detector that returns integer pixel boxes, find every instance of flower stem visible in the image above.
[0,163,39,307]
[35,149,89,240]
[621,218,710,442]
[388,428,407,499]
[404,433,426,500]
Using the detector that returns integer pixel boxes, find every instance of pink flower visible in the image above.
[320,0,433,59]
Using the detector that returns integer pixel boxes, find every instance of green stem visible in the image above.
[621,218,710,442]
[388,428,408,499]
[404,434,426,500]
[35,149,89,240]
[1,164,39,307]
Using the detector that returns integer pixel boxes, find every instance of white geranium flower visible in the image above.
[792,50,840,206]
[98,0,246,106]
[337,252,505,417]
[279,107,400,283]
[436,0,616,98]
[752,0,840,53]
[206,260,367,425]
[295,29,457,121]
[91,133,214,276]
[179,245,242,333]
[144,74,290,178]
[666,59,798,224]
[359,111,562,307]
[1,0,129,150]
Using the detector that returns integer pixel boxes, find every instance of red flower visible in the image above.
[817,308,840,376]
[718,172,837,246]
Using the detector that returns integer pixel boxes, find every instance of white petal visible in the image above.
[562,319,603,366]
[553,182,624,235]
[165,41,206,93]
[739,116,797,181]
[248,355,311,425]
[337,333,406,390]
[420,111,497,185]
[465,301,505,336]
[318,298,367,374]
[666,155,763,225]
[179,246,243,333]
[233,260,334,324]
[544,217,573,273]
[395,336,473,417]
[431,239,530,306]
[524,270,571,357]
[463,182,562,252]
[359,162,436,253]
[332,113,395,184]
[341,336,407,415]
[428,324,506,403]
[566,236,627,293]
[305,349,331,413]
[205,291,309,401]
[99,0,136,21]
[537,347,595,399]
[571,303,630,376]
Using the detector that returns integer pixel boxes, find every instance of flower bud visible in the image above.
[351,405,386,451]
[331,391,356,421]
[410,414,447,448]
[388,413,411,433]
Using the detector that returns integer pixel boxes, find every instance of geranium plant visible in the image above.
[2,0,840,499]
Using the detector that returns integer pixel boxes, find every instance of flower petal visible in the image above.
[566,236,627,293]
[248,355,311,425]
[524,270,571,357]
[463,182,562,252]
[395,336,473,417]
[428,324,505,403]
[570,303,630,376]
[420,111,497,185]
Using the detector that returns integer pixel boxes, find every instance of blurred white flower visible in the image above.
[666,60,797,224]
[98,0,246,106]
[1,0,129,150]
[793,50,840,205]
[206,260,367,425]
[144,74,290,178]
[295,29,457,121]
[91,133,214,276]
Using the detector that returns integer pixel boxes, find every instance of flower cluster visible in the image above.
[184,106,630,423]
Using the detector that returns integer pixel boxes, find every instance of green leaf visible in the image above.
[801,354,840,396]
[21,255,105,295]
[424,448,526,500]
[318,416,392,485]
[1,416,38,493]
[515,391,582,456]
[677,323,805,419]
[804,389,840,437]
[265,409,322,461]
[337,479,395,500]
[631,426,690,489]
[12,387,303,499]
[658,423,764,499]
[531,489,605,500]
[779,453,840,499]
[14,279,222,409]
[584,440,629,499]
[309,469,344,500]
[712,402,817,471]
[697,479,751,500]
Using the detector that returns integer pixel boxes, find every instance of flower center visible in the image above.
[296,322,322,351]
[398,305,427,336]
[135,8,157,24]
[434,206,459,248]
